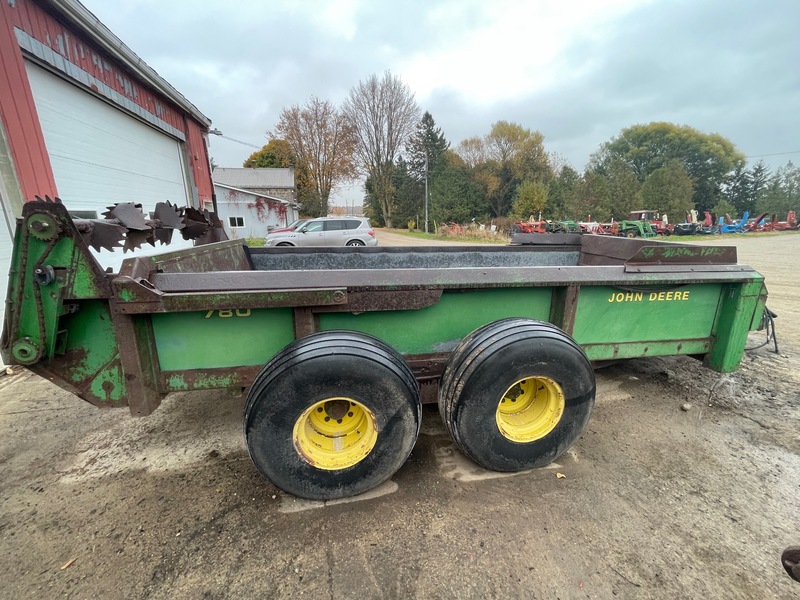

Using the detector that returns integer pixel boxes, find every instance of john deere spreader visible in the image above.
[2,200,768,499]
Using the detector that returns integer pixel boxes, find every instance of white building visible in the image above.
[214,183,299,239]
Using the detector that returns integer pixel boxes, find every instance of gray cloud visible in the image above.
[83,0,800,201]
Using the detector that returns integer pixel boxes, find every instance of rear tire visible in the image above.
[245,331,420,500]
[439,318,595,472]
[346,239,366,246]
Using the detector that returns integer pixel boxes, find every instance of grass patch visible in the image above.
[245,237,265,247]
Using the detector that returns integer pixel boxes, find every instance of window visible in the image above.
[304,220,324,232]
[228,216,245,228]
[324,220,346,231]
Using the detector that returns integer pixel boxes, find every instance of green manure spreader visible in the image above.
[3,200,768,500]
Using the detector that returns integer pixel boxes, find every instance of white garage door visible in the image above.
[25,62,193,269]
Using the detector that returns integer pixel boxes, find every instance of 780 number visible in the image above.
[204,309,251,319]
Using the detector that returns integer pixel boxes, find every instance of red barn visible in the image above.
[0,0,215,353]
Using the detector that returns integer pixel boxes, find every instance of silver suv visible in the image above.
[265,217,377,247]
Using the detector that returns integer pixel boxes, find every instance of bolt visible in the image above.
[324,416,330,422]
[348,412,354,417]
[317,407,323,413]
[337,419,342,424]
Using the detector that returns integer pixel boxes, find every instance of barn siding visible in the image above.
[1,0,213,205]
[9,0,186,132]
[185,117,213,207]
[0,0,58,200]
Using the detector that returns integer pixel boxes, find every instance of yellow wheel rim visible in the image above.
[293,397,378,470]
[496,376,565,443]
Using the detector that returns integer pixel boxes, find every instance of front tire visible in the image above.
[438,319,595,472]
[245,331,420,500]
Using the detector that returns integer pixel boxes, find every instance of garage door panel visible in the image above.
[25,61,193,269]
[26,62,190,210]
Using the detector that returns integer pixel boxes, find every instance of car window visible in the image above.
[324,220,346,231]
[304,221,324,232]
[346,219,363,229]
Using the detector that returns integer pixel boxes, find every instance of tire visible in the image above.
[244,331,421,500]
[438,318,595,472]
[276,242,293,246]
[625,231,637,238]
[346,239,365,246]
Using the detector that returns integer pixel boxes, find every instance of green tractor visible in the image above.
[617,220,657,238]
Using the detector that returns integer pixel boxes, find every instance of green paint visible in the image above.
[706,281,765,372]
[583,339,711,361]
[167,374,190,391]
[56,300,126,405]
[572,284,722,345]
[164,373,236,392]
[319,288,552,354]
[152,308,295,370]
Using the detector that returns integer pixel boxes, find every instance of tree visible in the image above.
[243,139,295,168]
[711,198,737,219]
[757,161,800,216]
[605,159,642,220]
[590,122,745,210]
[390,157,424,226]
[429,151,485,223]
[454,136,487,169]
[749,161,770,207]
[407,111,449,181]
[511,180,549,220]
[274,97,358,217]
[722,164,752,213]
[547,166,581,220]
[575,172,612,222]
[343,71,421,227]
[640,160,695,222]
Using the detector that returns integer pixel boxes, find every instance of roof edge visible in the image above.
[42,0,212,127]
[214,182,300,207]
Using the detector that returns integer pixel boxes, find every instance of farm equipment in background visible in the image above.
[512,220,581,234]
[627,210,672,235]
[615,220,657,238]
[674,211,719,236]
[719,211,750,234]
[752,211,798,232]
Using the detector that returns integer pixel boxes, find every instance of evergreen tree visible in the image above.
[407,112,450,181]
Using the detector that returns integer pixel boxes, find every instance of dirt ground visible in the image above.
[0,231,798,599]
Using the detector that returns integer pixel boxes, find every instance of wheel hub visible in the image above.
[496,376,565,443]
[293,397,378,470]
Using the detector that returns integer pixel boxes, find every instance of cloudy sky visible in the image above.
[83,0,799,204]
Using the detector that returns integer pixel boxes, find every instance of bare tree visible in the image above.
[274,97,358,216]
[343,71,420,227]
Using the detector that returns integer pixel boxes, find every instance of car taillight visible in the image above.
[368,230,375,236]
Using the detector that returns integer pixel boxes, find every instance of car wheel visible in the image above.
[276,242,293,246]
[346,239,365,247]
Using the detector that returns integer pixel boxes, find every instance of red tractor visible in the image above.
[627,210,672,235]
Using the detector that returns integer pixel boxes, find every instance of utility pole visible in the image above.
[424,153,429,233]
